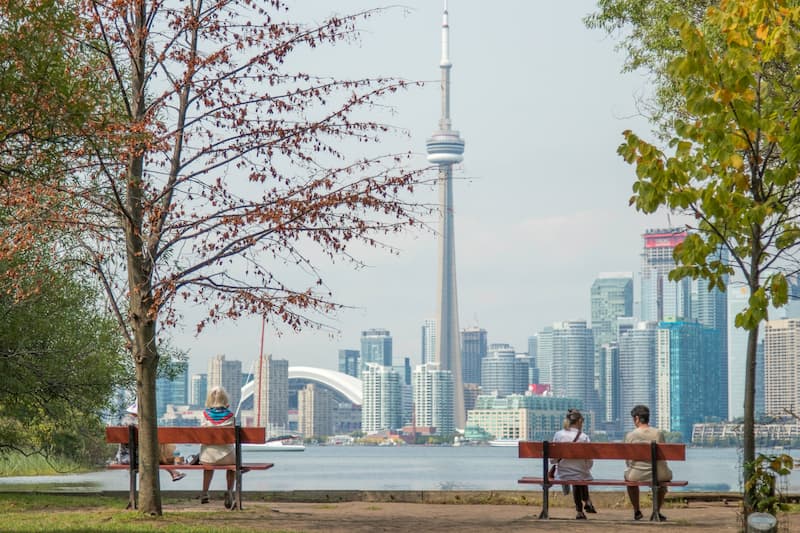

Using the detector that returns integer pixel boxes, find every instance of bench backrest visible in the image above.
[106,426,266,445]
[518,441,685,461]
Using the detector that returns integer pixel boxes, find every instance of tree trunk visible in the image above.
[133,320,161,515]
[742,322,758,515]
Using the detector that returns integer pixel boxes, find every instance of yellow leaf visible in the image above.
[730,153,744,170]
[756,24,768,41]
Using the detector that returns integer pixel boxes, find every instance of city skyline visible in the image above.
[176,1,688,378]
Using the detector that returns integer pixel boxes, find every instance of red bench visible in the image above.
[106,425,274,510]
[518,441,688,521]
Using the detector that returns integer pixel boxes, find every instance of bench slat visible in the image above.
[518,441,685,461]
[105,426,266,445]
[107,463,274,471]
[518,476,688,487]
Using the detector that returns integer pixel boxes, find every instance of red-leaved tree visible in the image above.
[2,0,426,515]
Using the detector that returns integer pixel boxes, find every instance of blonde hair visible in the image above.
[206,386,230,408]
[563,408,584,429]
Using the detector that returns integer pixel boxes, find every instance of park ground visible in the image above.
[0,490,797,532]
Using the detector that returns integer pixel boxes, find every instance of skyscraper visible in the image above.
[338,349,360,378]
[551,321,596,412]
[208,354,242,413]
[298,383,334,439]
[619,321,658,423]
[640,228,690,322]
[360,329,392,373]
[427,1,466,428]
[413,363,454,435]
[190,373,207,408]
[763,318,800,418]
[656,319,722,439]
[254,353,289,432]
[536,327,554,386]
[421,319,437,365]
[461,326,487,385]
[155,361,188,418]
[361,363,402,433]
[480,344,529,397]
[590,272,633,422]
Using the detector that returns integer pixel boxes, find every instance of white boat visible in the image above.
[488,439,520,447]
[243,438,305,452]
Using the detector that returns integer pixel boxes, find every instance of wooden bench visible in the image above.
[106,425,274,511]
[518,441,688,521]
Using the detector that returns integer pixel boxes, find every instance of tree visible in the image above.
[0,252,125,464]
[611,0,800,514]
[0,1,426,515]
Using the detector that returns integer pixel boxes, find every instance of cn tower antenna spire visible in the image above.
[426,0,466,429]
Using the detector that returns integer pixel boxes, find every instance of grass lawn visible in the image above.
[0,493,297,532]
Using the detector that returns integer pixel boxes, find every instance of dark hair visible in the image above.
[630,404,650,424]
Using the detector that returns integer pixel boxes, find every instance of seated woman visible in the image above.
[199,386,236,509]
[551,408,595,520]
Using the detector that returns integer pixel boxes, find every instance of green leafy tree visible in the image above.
[0,254,125,464]
[610,0,800,514]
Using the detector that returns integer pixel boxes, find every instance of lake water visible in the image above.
[2,446,798,493]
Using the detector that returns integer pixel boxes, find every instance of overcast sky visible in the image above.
[177,0,674,377]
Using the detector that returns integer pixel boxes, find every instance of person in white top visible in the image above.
[551,408,596,520]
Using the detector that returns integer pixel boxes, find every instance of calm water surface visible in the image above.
[1,446,798,493]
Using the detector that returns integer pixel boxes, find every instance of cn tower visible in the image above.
[426,0,465,429]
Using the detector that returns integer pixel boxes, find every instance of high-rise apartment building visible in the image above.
[527,335,540,384]
[338,349,360,378]
[254,354,289,432]
[190,373,207,407]
[480,344,529,397]
[412,363,454,435]
[421,319,437,365]
[619,321,658,424]
[535,327,554,385]
[298,383,334,438]
[656,319,723,439]
[591,273,633,423]
[763,319,800,418]
[640,228,690,322]
[208,354,242,414]
[360,329,392,374]
[551,321,595,412]
[461,327,487,385]
[361,363,402,433]
[598,342,620,425]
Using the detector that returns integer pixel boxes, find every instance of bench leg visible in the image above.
[127,469,138,510]
[539,484,549,519]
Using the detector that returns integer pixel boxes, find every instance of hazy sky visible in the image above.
[177,1,673,377]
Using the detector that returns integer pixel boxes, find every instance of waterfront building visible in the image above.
[412,363,455,435]
[155,360,188,418]
[466,394,585,441]
[208,354,242,413]
[360,328,392,374]
[254,353,289,432]
[189,373,207,408]
[426,2,466,428]
[551,321,596,413]
[338,349,360,378]
[656,319,723,440]
[461,326,487,385]
[421,319,437,365]
[361,364,402,433]
[640,228,690,322]
[591,273,633,423]
[619,321,658,423]
[764,318,800,418]
[298,383,334,438]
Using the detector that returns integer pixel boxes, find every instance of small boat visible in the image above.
[243,435,305,452]
[488,439,519,447]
